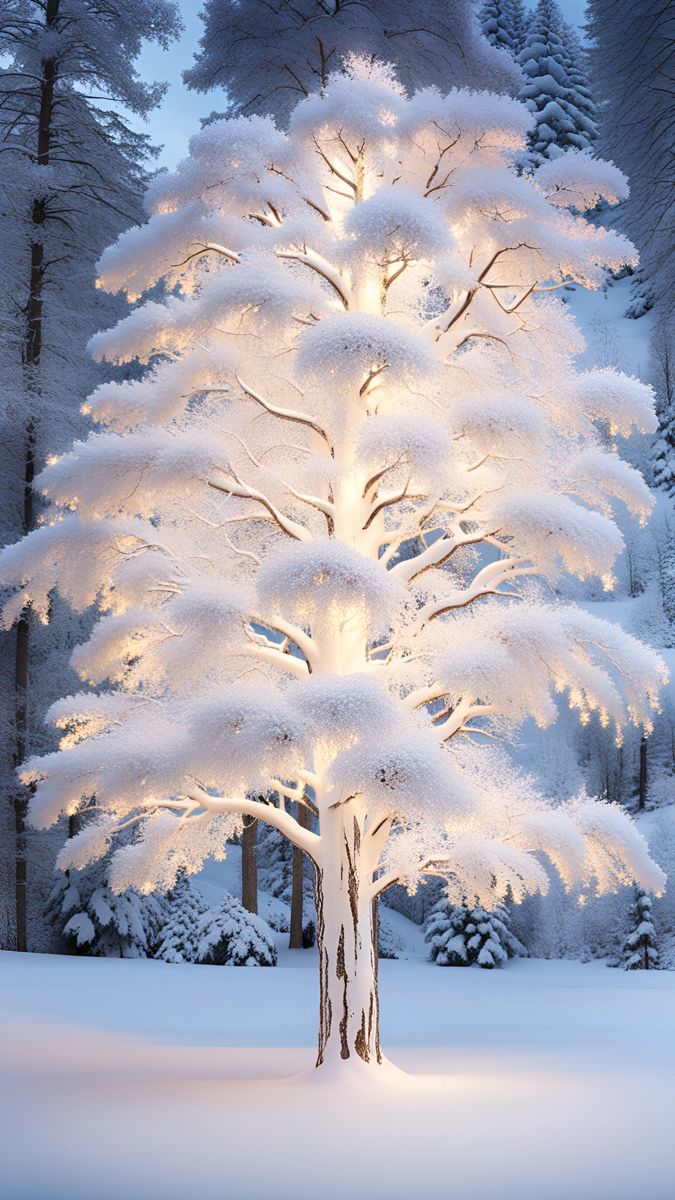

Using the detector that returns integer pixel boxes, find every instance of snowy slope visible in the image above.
[2,951,675,1200]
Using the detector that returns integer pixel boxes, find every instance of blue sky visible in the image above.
[137,0,588,169]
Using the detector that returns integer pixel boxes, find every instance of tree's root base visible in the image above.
[289,1053,411,1089]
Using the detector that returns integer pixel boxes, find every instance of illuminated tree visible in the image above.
[0,63,666,1073]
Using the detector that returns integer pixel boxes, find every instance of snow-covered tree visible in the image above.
[0,0,181,951]
[623,888,659,970]
[652,324,675,495]
[0,63,667,1071]
[47,858,167,958]
[480,0,530,56]
[560,24,598,151]
[155,870,209,963]
[587,0,674,322]
[196,894,277,965]
[518,0,597,163]
[426,897,523,967]
[185,0,521,122]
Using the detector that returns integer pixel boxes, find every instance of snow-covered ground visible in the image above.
[2,951,675,1200]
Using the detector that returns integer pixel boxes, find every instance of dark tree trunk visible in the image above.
[289,801,311,948]
[12,0,59,951]
[638,735,648,811]
[241,815,258,914]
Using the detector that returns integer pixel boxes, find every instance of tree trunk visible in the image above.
[314,812,381,1068]
[241,815,258,914]
[11,0,60,951]
[289,801,311,948]
[638,735,648,811]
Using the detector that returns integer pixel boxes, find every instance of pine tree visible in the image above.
[510,0,531,53]
[47,859,167,958]
[652,324,675,495]
[480,0,519,54]
[623,888,659,969]
[425,898,524,968]
[0,0,181,952]
[197,894,277,965]
[1,65,665,1071]
[587,0,674,323]
[518,0,597,163]
[480,0,530,55]
[561,24,598,150]
[155,871,209,964]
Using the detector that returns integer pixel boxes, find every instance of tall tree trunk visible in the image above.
[289,801,311,948]
[638,735,648,811]
[241,815,258,914]
[314,810,381,1068]
[12,0,59,951]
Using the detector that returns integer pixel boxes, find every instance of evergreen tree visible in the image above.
[652,324,675,495]
[510,0,531,53]
[155,871,210,964]
[518,0,597,163]
[426,898,524,968]
[47,860,167,958]
[587,0,674,322]
[197,894,277,966]
[480,0,530,55]
[623,888,659,969]
[561,24,598,149]
[0,0,181,952]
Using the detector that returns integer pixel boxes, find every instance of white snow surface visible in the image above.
[2,951,675,1200]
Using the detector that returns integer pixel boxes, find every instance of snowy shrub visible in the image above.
[377,909,405,960]
[155,871,210,964]
[425,898,524,968]
[196,894,277,966]
[47,860,168,959]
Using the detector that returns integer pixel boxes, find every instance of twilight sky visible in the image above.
[135,0,589,170]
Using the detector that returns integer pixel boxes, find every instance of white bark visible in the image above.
[315,806,381,1067]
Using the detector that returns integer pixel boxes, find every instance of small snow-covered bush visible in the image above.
[155,870,210,963]
[47,861,167,958]
[197,893,277,966]
[377,908,405,959]
[425,898,524,968]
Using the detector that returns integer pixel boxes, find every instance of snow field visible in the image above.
[2,952,675,1200]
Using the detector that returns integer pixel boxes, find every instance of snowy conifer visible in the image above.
[518,0,597,163]
[197,894,277,965]
[652,325,675,495]
[0,0,180,952]
[47,859,167,958]
[426,898,524,968]
[587,0,674,321]
[560,25,598,151]
[623,888,659,970]
[481,0,530,56]
[1,64,666,1070]
[155,871,209,964]
[185,0,521,121]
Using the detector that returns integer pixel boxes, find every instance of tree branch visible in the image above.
[188,787,321,861]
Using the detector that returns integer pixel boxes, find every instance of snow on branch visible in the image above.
[1,63,664,921]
